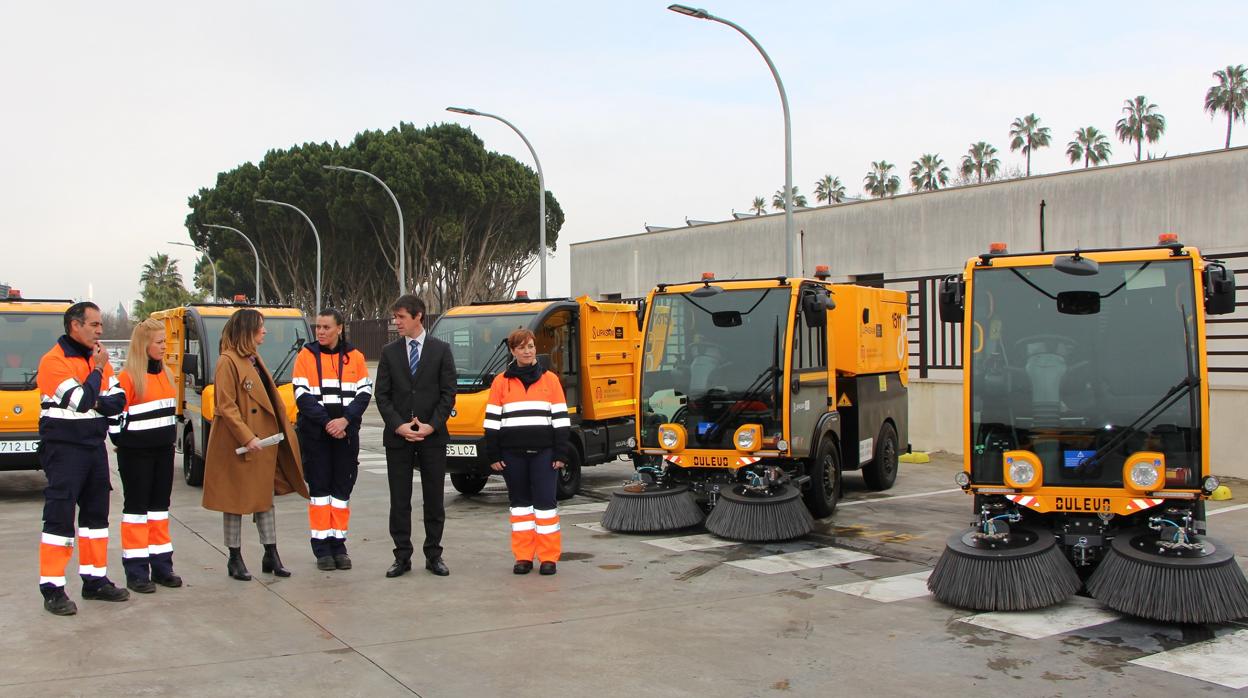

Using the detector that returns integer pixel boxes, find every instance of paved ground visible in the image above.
[1,411,1246,696]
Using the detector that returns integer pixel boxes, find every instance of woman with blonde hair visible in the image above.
[201,309,307,580]
[109,318,181,593]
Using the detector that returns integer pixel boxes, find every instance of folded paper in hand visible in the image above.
[235,433,285,455]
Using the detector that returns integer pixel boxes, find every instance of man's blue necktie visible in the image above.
[408,340,420,376]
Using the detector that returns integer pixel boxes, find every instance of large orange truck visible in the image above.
[152,303,311,486]
[430,295,640,500]
[0,294,72,471]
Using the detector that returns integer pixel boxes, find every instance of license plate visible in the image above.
[0,440,39,454]
[446,444,477,458]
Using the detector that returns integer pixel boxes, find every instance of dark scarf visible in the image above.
[147,358,162,374]
[505,360,544,388]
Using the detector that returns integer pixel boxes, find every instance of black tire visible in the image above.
[804,436,841,518]
[450,473,489,496]
[183,429,204,487]
[862,422,899,491]
[556,448,583,501]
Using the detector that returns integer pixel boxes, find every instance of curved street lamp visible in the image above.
[446,106,547,297]
[668,4,797,277]
[202,224,262,303]
[323,165,405,295]
[256,198,322,315]
[169,241,216,301]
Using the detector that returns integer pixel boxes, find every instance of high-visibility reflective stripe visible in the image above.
[78,565,107,577]
[330,498,349,509]
[78,528,108,539]
[322,378,341,388]
[310,496,331,506]
[128,398,176,416]
[534,508,558,518]
[355,385,374,395]
[485,404,502,415]
[549,403,568,412]
[40,575,67,587]
[329,529,347,539]
[122,548,150,559]
[147,542,173,555]
[148,511,169,521]
[125,415,177,431]
[41,532,74,547]
[510,506,535,516]
[501,400,553,413]
[322,395,342,404]
[483,418,501,430]
[310,529,334,539]
[499,416,554,428]
[292,377,311,387]
[535,523,561,535]
[512,520,536,532]
[40,407,104,420]
[54,378,79,401]
[551,418,571,429]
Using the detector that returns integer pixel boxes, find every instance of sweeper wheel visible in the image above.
[601,484,704,533]
[927,525,1080,611]
[705,483,813,542]
[1086,528,1248,624]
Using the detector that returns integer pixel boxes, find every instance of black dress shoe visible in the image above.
[82,581,131,601]
[385,559,412,578]
[425,558,450,576]
[316,556,336,571]
[334,554,352,570]
[539,561,557,576]
[262,544,291,577]
[228,547,251,581]
[513,561,533,575]
[153,573,183,588]
[127,578,157,594]
[43,589,77,616]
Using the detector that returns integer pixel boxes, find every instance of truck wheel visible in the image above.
[183,430,204,487]
[804,436,841,518]
[556,449,583,501]
[862,422,899,491]
[450,473,489,496]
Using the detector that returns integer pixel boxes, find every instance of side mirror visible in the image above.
[635,299,647,331]
[938,275,964,324]
[801,291,834,328]
[1205,262,1237,315]
[182,353,199,380]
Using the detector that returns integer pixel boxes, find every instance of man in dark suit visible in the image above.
[374,295,457,577]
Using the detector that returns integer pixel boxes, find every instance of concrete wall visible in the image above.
[571,146,1248,297]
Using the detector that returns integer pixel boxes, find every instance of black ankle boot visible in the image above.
[227,547,251,581]
[262,544,291,577]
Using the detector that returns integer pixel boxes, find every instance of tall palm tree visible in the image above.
[959,141,1001,184]
[1066,126,1113,168]
[909,153,950,192]
[139,253,183,290]
[814,175,846,204]
[750,196,767,215]
[864,161,900,198]
[1115,95,1166,161]
[772,186,808,210]
[1009,113,1052,176]
[1205,64,1248,149]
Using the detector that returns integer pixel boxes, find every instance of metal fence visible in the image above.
[347,314,440,361]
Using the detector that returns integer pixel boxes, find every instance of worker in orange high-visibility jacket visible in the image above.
[108,318,181,594]
[36,302,130,616]
[484,328,571,576]
[292,309,373,571]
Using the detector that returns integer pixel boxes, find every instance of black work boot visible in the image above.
[316,556,336,571]
[227,547,251,581]
[82,579,130,601]
[262,544,291,577]
[127,577,157,594]
[333,553,352,570]
[42,587,78,616]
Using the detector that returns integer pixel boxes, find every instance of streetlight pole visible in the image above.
[322,165,405,295]
[170,241,217,301]
[202,224,262,303]
[446,106,547,297]
[668,4,797,278]
[256,199,322,316]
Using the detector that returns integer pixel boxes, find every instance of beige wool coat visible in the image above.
[201,349,307,514]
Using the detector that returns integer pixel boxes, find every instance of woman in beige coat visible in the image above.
[202,309,308,581]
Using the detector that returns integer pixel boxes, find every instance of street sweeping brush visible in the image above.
[1086,517,1248,624]
[601,468,705,533]
[704,480,813,542]
[928,510,1080,611]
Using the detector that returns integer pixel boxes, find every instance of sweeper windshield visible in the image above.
[638,287,790,450]
[431,312,538,391]
[968,259,1201,488]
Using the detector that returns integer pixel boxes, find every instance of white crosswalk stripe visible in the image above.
[957,596,1121,639]
[643,534,738,552]
[1129,629,1248,689]
[558,502,610,515]
[574,522,610,533]
[826,571,932,602]
[726,547,876,573]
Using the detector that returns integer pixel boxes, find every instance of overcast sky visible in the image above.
[2,1,1244,314]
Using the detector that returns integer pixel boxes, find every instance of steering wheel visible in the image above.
[1012,334,1078,354]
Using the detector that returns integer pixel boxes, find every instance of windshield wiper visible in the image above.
[471,339,509,388]
[272,338,305,383]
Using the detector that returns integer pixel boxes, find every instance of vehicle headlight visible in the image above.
[954,471,970,488]
[657,423,685,451]
[733,424,761,452]
[1202,475,1220,494]
[1009,460,1035,486]
[1002,451,1041,489]
[1129,461,1161,489]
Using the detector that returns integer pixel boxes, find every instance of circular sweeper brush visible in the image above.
[928,525,1081,611]
[1086,528,1248,624]
[704,482,813,542]
[601,483,705,533]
